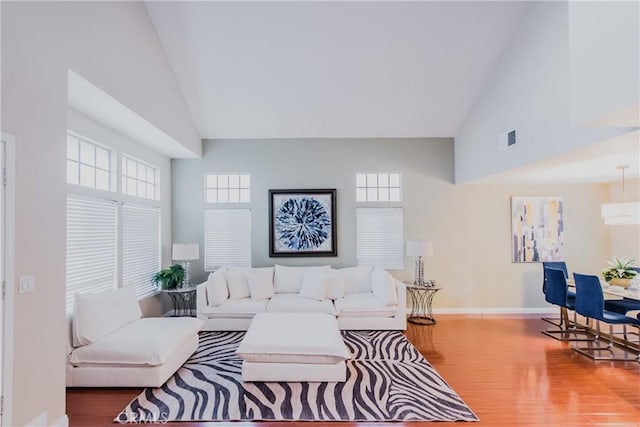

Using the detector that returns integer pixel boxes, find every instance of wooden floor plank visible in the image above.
[66,315,640,426]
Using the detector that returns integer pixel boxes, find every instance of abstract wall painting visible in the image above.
[511,196,564,263]
[269,189,337,257]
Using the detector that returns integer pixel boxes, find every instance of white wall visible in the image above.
[172,138,611,312]
[455,1,634,184]
[569,1,640,126]
[67,109,173,316]
[1,2,199,424]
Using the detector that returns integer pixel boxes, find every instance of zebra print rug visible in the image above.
[118,330,478,422]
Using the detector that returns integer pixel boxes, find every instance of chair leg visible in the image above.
[573,321,640,361]
[542,307,594,342]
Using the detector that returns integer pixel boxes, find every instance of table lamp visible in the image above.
[406,240,434,286]
[172,243,199,287]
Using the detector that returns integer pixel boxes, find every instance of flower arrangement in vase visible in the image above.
[601,257,638,288]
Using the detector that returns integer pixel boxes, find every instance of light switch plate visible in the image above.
[19,275,35,293]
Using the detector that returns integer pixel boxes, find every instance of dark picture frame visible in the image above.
[269,189,337,257]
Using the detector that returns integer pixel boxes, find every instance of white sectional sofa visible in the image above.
[196,264,406,331]
[66,286,203,387]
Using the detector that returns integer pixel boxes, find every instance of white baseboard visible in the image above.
[432,307,557,315]
[52,414,69,427]
[24,411,47,427]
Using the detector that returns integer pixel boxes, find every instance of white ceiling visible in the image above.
[145,1,529,139]
[143,1,639,184]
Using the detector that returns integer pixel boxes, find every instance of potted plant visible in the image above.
[601,257,638,288]
[152,264,185,290]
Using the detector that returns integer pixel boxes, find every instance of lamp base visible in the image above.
[413,256,424,286]
[181,262,191,288]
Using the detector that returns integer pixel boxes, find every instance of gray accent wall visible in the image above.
[172,138,611,312]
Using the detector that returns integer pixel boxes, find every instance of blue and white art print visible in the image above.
[269,189,337,257]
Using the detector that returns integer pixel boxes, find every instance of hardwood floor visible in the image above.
[66,315,640,426]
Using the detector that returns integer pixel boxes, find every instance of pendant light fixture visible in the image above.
[601,166,640,225]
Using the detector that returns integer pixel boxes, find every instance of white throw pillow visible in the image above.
[206,268,228,306]
[226,270,250,300]
[371,267,398,306]
[246,270,275,301]
[326,269,345,299]
[274,264,331,293]
[299,272,331,301]
[339,265,374,294]
[73,286,142,347]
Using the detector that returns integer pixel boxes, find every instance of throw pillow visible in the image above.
[274,264,331,293]
[299,271,331,301]
[338,265,374,294]
[371,267,398,306]
[326,269,345,299]
[206,268,228,306]
[226,269,250,300]
[246,270,275,301]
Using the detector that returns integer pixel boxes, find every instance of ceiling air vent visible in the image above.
[499,129,517,151]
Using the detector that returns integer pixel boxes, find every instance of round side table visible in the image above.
[406,285,442,325]
[161,286,197,317]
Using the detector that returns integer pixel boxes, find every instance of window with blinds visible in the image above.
[66,195,118,312]
[204,209,251,270]
[356,207,403,270]
[122,203,160,298]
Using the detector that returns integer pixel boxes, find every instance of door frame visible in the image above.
[1,132,15,427]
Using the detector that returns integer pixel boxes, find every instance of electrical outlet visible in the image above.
[19,275,35,293]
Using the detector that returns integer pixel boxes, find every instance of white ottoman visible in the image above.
[236,312,350,382]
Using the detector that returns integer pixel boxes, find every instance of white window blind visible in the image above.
[356,207,403,270]
[122,203,160,298]
[204,209,251,270]
[66,195,118,312]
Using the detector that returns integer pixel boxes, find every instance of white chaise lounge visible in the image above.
[66,286,203,387]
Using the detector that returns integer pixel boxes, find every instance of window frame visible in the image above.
[65,131,164,310]
[205,173,251,204]
[355,172,402,202]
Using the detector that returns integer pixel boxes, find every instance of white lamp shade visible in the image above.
[406,240,434,257]
[172,243,200,261]
[601,202,640,225]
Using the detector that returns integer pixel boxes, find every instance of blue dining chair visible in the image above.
[604,267,640,315]
[541,268,593,341]
[541,262,577,328]
[572,273,640,361]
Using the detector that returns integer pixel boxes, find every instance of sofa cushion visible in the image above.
[326,269,345,300]
[299,271,331,301]
[338,266,374,295]
[274,264,331,293]
[246,269,275,301]
[226,270,250,300]
[267,294,336,314]
[206,268,228,306]
[69,317,202,366]
[236,313,350,364]
[73,286,142,347]
[201,298,268,319]
[371,267,398,306]
[334,293,397,318]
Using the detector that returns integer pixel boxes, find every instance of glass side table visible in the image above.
[405,284,442,325]
[161,286,197,317]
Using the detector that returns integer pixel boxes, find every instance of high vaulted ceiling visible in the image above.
[145,1,529,139]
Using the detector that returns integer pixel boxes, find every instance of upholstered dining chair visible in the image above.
[572,273,640,361]
[541,262,575,327]
[541,268,593,341]
[604,267,640,315]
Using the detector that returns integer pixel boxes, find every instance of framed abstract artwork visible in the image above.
[269,189,337,257]
[511,196,564,263]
